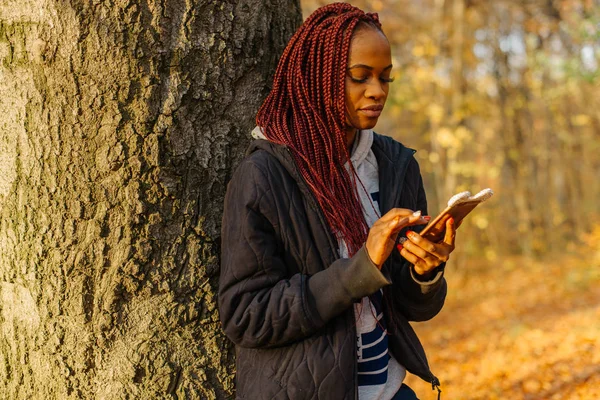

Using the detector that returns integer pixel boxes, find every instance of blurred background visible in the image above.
[302,1,600,398]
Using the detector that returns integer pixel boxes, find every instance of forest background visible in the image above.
[302,0,600,398]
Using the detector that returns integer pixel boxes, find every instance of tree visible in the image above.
[0,0,301,398]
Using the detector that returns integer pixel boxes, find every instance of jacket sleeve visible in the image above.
[385,158,447,322]
[218,157,390,349]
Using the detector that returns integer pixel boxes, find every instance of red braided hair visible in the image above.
[256,3,382,257]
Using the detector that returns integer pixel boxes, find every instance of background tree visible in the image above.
[0,0,300,398]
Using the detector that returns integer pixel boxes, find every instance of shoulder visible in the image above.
[227,152,277,203]
[372,131,402,153]
[371,131,421,174]
[237,148,279,177]
[372,131,416,159]
[232,140,287,182]
[226,141,295,207]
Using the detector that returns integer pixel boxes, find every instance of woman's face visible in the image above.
[344,27,392,136]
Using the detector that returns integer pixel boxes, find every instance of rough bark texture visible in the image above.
[0,0,300,398]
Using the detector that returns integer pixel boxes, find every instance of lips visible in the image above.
[359,104,384,118]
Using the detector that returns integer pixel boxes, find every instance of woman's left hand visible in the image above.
[398,217,456,276]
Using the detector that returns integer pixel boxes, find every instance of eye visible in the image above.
[350,76,368,83]
[380,76,395,83]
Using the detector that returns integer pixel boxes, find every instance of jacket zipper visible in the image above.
[284,145,435,399]
[380,145,442,399]
[397,313,442,399]
[431,376,442,399]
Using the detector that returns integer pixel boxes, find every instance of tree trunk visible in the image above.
[0,0,300,398]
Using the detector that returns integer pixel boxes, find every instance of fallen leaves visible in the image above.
[403,242,600,399]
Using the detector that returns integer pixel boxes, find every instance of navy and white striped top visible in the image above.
[355,290,406,399]
[339,129,407,399]
[357,290,389,385]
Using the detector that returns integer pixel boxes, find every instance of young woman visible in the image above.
[219,3,456,399]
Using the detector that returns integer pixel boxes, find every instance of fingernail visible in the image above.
[449,217,454,224]
[398,236,407,244]
[423,216,431,221]
[407,230,414,237]
[396,244,403,252]
[412,210,421,218]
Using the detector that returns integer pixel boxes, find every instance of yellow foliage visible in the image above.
[371,0,383,11]
[428,152,440,164]
[454,126,472,142]
[435,127,455,148]
[571,114,591,126]
[427,103,445,125]
[412,45,425,58]
[472,214,489,229]
[582,223,600,263]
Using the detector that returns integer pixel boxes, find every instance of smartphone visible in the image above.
[419,188,494,243]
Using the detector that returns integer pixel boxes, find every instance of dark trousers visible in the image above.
[391,383,420,400]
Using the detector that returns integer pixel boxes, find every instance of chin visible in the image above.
[346,118,379,132]
[360,119,379,130]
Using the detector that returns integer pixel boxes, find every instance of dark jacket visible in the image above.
[219,132,446,399]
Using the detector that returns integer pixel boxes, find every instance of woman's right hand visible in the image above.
[365,208,429,269]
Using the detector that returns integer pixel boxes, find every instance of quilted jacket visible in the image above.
[219,132,446,399]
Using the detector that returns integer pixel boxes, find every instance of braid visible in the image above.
[256,3,382,256]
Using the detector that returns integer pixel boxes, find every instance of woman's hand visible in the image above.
[365,208,429,269]
[398,217,456,276]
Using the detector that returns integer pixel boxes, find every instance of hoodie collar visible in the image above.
[251,126,267,140]
[251,125,374,167]
[349,129,374,168]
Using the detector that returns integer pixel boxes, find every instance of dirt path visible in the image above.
[404,249,600,399]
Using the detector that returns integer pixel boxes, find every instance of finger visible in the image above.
[386,216,409,236]
[405,215,431,228]
[378,208,416,223]
[405,230,450,262]
[405,210,430,226]
[406,230,439,255]
[379,208,429,225]
[402,237,436,261]
[443,217,456,247]
[369,218,408,250]
[399,247,422,266]
[399,248,432,275]
[402,238,446,268]
[370,215,406,236]
[373,211,427,236]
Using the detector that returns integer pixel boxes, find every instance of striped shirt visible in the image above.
[339,130,407,399]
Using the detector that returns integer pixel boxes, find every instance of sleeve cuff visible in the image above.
[305,245,391,326]
[342,246,392,297]
[399,261,445,296]
[409,265,444,294]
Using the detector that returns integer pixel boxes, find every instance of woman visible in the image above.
[219,3,455,399]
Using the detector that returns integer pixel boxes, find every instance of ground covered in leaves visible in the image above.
[404,236,600,399]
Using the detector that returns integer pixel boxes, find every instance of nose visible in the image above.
[364,80,386,100]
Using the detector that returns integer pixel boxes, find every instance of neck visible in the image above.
[345,128,358,153]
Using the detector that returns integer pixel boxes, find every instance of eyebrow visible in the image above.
[347,64,393,71]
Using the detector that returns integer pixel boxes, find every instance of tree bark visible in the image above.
[0,0,301,398]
